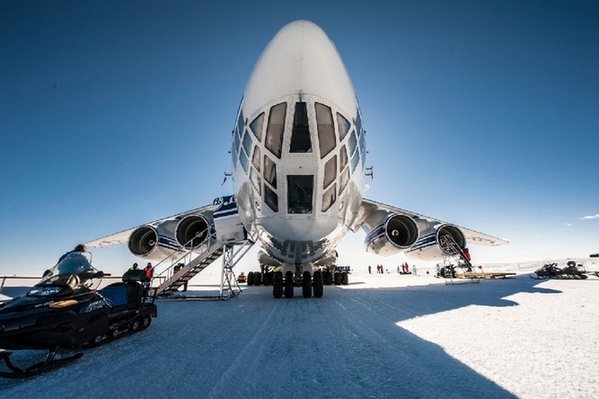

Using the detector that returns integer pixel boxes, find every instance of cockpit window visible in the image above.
[339,167,349,194]
[239,149,249,172]
[263,155,277,189]
[232,132,241,168]
[340,145,348,171]
[355,112,363,137]
[336,113,350,141]
[322,183,337,212]
[252,145,261,172]
[359,133,366,164]
[323,155,336,189]
[351,148,360,172]
[315,103,336,158]
[264,184,278,212]
[250,113,264,142]
[290,102,312,153]
[242,129,252,158]
[250,167,261,194]
[349,130,357,156]
[237,111,244,138]
[265,103,286,158]
[287,175,313,214]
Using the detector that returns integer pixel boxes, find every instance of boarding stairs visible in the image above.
[153,245,224,297]
[150,233,254,299]
[439,235,479,284]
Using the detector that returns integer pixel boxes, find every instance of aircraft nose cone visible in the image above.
[243,20,356,116]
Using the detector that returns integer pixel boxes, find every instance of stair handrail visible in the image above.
[152,227,218,280]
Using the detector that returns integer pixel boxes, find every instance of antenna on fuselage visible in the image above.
[221,172,232,185]
[365,166,374,182]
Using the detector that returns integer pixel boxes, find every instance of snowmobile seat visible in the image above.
[100,283,128,307]
[100,282,143,309]
[122,269,147,283]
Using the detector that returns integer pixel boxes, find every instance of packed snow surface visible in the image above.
[1,260,598,398]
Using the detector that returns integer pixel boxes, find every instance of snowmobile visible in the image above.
[530,261,588,279]
[0,252,157,378]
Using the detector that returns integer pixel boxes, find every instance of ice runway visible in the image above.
[1,269,598,398]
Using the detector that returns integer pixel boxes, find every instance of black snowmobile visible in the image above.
[0,252,157,378]
[531,261,588,279]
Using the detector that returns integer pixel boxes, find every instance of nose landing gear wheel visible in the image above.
[302,271,312,298]
[313,271,323,298]
[284,271,294,298]
[273,271,283,298]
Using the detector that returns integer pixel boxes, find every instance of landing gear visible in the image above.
[313,271,323,298]
[284,271,294,298]
[302,271,312,298]
[273,271,283,298]
[271,270,325,299]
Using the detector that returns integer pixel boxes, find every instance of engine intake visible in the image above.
[176,215,211,249]
[405,224,466,261]
[128,226,159,257]
[128,220,183,261]
[364,214,419,256]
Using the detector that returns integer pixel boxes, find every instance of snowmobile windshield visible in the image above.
[43,252,94,282]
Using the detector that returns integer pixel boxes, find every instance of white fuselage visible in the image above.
[230,21,366,266]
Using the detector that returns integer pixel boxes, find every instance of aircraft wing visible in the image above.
[354,198,508,246]
[85,204,216,248]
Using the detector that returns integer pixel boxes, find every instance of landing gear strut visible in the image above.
[271,270,325,299]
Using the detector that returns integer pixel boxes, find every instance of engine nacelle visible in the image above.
[128,220,185,261]
[364,214,419,256]
[175,214,213,249]
[405,224,466,261]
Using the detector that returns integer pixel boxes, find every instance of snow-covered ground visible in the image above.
[1,259,598,398]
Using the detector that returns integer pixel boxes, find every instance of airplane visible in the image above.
[86,20,508,298]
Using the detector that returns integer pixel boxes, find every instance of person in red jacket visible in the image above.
[144,262,154,279]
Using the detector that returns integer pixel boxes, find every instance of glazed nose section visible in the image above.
[243,20,356,117]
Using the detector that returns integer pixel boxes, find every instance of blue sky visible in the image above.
[1,1,598,276]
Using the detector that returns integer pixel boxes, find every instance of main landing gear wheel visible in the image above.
[313,271,323,298]
[302,271,312,298]
[323,270,332,285]
[334,272,342,285]
[273,271,283,298]
[284,271,294,298]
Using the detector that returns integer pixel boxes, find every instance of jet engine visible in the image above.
[175,214,213,249]
[405,224,466,261]
[364,214,419,256]
[128,220,184,261]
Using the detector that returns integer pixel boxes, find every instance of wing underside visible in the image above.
[354,198,508,247]
[85,204,216,248]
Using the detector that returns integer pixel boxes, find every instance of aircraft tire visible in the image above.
[273,272,283,298]
[313,271,323,298]
[263,272,272,286]
[253,272,262,286]
[341,272,349,285]
[302,271,312,298]
[284,271,294,298]
[323,271,332,285]
[334,273,342,285]
[247,272,254,286]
